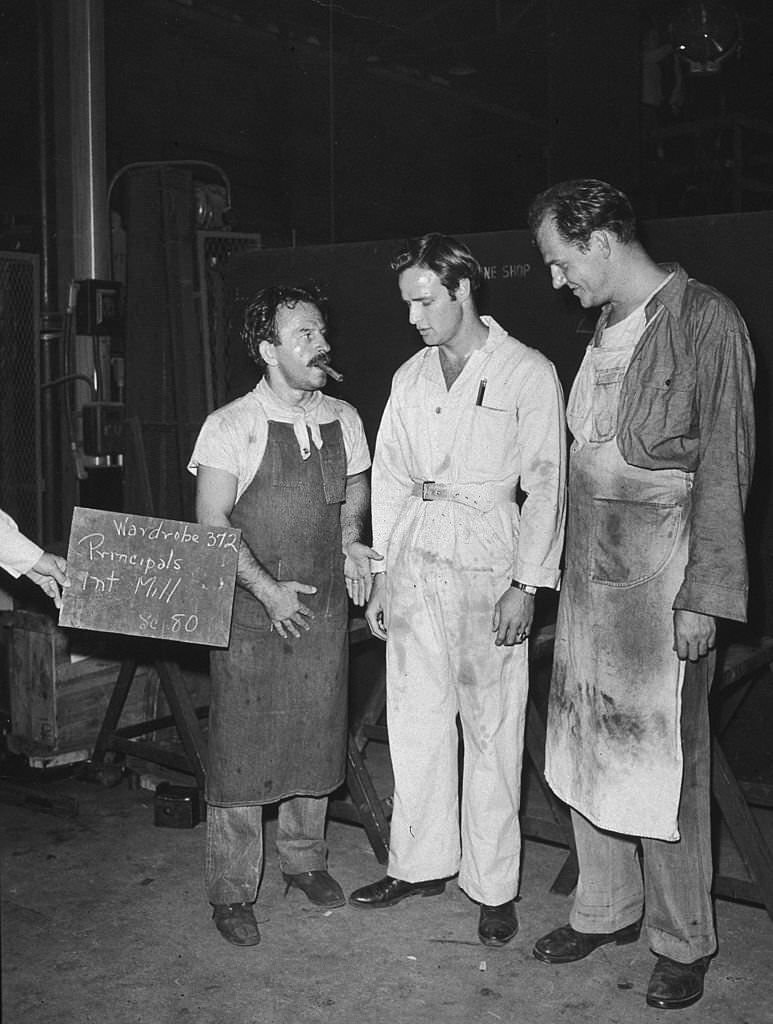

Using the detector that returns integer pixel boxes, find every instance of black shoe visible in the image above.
[349,875,446,909]
[646,954,710,1010]
[212,902,260,946]
[478,900,518,947]
[282,870,346,908]
[533,920,641,964]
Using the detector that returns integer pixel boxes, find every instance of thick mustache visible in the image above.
[309,356,343,382]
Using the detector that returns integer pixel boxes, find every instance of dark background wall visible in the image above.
[103,0,519,247]
[7,0,773,255]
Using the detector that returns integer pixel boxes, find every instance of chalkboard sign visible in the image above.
[59,507,240,647]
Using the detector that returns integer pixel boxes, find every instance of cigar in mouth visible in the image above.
[319,363,343,382]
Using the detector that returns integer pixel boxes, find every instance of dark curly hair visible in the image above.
[241,283,327,371]
[390,233,482,296]
[527,179,638,250]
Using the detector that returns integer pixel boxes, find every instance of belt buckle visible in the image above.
[422,480,436,501]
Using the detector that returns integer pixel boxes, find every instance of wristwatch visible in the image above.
[510,579,537,595]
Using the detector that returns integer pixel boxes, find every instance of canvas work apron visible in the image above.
[206,419,349,807]
[545,344,692,842]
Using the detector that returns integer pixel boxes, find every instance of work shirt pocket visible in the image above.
[462,406,509,477]
[590,497,683,586]
[621,366,696,455]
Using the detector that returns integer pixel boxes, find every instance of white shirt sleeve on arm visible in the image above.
[188,397,269,504]
[513,357,567,589]
[0,509,44,578]
[370,378,417,568]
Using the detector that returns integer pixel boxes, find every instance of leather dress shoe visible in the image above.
[349,875,446,909]
[281,870,346,908]
[478,900,518,947]
[646,954,711,1010]
[212,902,260,946]
[533,920,641,964]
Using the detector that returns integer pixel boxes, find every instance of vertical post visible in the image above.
[37,0,59,542]
[328,0,336,244]
[68,0,109,281]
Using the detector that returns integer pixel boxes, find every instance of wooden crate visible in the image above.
[2,610,160,757]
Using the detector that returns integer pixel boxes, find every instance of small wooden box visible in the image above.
[2,610,160,757]
[153,782,202,828]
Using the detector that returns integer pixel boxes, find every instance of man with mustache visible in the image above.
[190,284,378,946]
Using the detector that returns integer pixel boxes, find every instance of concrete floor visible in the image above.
[2,737,773,1024]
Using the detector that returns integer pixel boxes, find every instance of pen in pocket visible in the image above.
[475,379,487,406]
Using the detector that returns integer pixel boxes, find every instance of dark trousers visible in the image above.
[205,796,328,905]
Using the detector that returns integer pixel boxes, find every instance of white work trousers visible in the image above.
[385,561,528,907]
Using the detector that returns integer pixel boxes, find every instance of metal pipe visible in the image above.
[37,0,60,541]
[36,0,56,314]
[69,0,109,279]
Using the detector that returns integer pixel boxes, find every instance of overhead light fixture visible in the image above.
[670,1,742,74]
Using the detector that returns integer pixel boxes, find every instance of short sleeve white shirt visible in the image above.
[188,379,371,502]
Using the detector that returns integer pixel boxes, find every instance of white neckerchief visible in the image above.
[257,378,324,460]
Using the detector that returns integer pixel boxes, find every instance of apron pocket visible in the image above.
[590,366,626,442]
[590,497,683,587]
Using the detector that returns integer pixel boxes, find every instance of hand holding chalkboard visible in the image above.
[59,507,239,647]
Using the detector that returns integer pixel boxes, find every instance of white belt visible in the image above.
[411,480,516,513]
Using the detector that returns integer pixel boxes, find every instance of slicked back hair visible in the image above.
[527,178,638,250]
[390,233,482,297]
[241,283,326,371]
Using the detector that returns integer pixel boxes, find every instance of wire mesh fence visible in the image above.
[0,253,41,539]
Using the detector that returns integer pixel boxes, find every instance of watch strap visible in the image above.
[510,579,537,595]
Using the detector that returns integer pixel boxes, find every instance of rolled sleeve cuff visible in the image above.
[513,561,562,591]
[674,578,749,623]
[1,543,44,579]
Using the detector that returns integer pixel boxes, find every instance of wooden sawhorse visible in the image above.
[711,639,773,921]
[90,656,208,790]
[328,619,391,863]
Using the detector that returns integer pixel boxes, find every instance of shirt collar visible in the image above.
[644,263,688,322]
[596,263,687,336]
[420,314,506,378]
[255,378,325,460]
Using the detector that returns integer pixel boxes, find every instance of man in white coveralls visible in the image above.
[348,233,567,948]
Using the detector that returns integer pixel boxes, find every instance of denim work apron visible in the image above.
[544,348,691,841]
[206,419,349,807]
